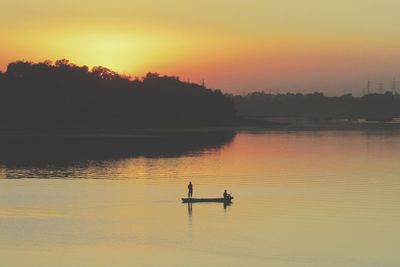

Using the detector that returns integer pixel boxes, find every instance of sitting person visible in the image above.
[223,189,231,199]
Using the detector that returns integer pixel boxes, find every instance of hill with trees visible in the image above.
[0,60,236,130]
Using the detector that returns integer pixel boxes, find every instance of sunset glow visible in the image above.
[1,0,400,94]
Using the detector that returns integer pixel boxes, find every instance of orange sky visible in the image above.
[1,0,400,95]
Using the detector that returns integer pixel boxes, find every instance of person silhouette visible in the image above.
[188,182,193,198]
[223,189,231,199]
[223,189,228,199]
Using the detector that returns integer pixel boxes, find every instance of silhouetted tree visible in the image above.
[92,66,120,80]
[0,60,236,130]
[229,91,400,120]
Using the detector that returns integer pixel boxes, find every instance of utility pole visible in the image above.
[378,81,384,94]
[201,79,206,88]
[392,79,397,94]
[367,80,371,95]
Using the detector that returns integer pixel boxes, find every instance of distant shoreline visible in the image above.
[1,118,400,137]
[236,117,400,132]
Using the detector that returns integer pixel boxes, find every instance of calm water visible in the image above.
[1,131,400,267]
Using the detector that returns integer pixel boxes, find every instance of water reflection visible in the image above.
[1,132,400,267]
[186,202,231,219]
[187,203,192,218]
[223,202,232,210]
[0,131,236,172]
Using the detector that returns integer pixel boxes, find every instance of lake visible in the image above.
[1,131,400,267]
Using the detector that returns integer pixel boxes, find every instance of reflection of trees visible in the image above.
[0,131,236,168]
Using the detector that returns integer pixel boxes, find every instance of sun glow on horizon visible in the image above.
[0,22,252,78]
[1,0,400,94]
[1,25,174,75]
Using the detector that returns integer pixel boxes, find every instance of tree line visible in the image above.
[228,91,400,120]
[0,60,236,130]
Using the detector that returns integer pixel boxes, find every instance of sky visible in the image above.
[1,0,400,95]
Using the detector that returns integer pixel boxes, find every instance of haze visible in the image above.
[1,0,400,95]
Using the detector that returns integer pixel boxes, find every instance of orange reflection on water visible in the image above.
[1,132,400,267]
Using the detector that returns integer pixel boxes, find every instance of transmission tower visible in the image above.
[378,81,384,94]
[392,79,397,94]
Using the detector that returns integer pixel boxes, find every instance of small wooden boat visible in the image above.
[182,196,233,203]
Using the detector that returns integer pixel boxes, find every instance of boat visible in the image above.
[181,196,233,203]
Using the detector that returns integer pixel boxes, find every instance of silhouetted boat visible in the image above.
[182,196,233,203]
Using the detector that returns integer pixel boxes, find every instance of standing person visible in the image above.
[188,182,193,198]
